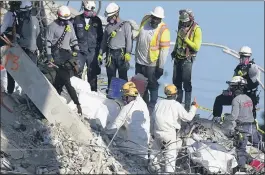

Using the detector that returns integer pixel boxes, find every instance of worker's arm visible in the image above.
[0,12,13,35]
[45,24,54,55]
[177,103,197,122]
[184,27,202,52]
[96,17,104,49]
[35,18,40,40]
[70,23,79,51]
[230,98,240,121]
[107,105,129,130]
[99,27,108,54]
[124,22,133,54]
[158,28,170,69]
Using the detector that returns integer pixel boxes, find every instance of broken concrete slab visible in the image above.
[1,138,24,160]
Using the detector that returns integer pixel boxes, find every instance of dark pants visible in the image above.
[234,123,260,168]
[53,66,80,105]
[135,63,159,113]
[52,49,80,105]
[173,58,193,111]
[7,48,38,94]
[213,92,258,118]
[77,48,101,92]
[106,48,129,89]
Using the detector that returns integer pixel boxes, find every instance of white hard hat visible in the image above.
[19,1,32,11]
[150,6,165,19]
[239,46,252,57]
[57,5,71,20]
[105,2,120,17]
[83,1,96,10]
[229,76,247,86]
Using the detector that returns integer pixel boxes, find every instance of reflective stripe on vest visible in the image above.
[176,23,199,59]
[139,16,170,62]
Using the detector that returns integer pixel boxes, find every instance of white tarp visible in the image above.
[60,77,121,129]
[186,137,238,174]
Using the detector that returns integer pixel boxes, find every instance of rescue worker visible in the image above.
[150,84,198,173]
[171,9,202,111]
[72,1,103,92]
[0,1,21,95]
[135,6,170,113]
[46,5,82,115]
[223,76,264,173]
[0,1,20,45]
[16,1,40,64]
[106,82,150,159]
[213,46,260,120]
[98,2,133,91]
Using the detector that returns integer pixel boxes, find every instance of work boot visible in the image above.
[176,89,183,103]
[184,91,192,111]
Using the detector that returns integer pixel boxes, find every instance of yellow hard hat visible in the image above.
[122,81,136,92]
[164,84,177,96]
[124,87,139,97]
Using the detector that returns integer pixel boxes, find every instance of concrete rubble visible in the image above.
[1,95,149,174]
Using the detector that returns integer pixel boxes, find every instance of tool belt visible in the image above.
[38,62,57,84]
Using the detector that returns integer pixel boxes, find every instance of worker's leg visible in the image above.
[117,49,129,82]
[87,48,101,92]
[7,72,15,94]
[182,58,193,111]
[106,51,117,90]
[235,132,249,171]
[173,60,184,103]
[146,66,159,113]
[250,124,261,149]
[60,67,80,105]
[75,52,87,78]
[213,94,233,117]
[149,137,163,172]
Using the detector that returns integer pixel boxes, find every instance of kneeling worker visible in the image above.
[106,82,150,158]
[150,84,198,173]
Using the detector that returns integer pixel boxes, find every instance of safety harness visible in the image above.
[105,21,127,67]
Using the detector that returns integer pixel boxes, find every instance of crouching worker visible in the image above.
[46,6,82,115]
[149,84,198,173]
[106,82,150,159]
[223,76,264,173]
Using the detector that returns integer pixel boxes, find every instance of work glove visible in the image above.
[191,97,199,108]
[124,53,131,62]
[98,54,103,65]
[178,28,187,40]
[237,70,247,77]
[77,104,82,115]
[171,50,176,59]
[72,51,78,57]
[105,55,112,67]
[155,67,163,79]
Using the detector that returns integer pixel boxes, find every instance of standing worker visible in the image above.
[46,5,82,115]
[0,1,21,95]
[213,46,260,120]
[171,9,202,111]
[223,76,264,173]
[135,6,170,113]
[16,1,40,64]
[98,2,133,91]
[150,84,198,173]
[72,1,103,92]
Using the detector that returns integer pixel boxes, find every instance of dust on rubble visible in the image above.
[1,97,149,174]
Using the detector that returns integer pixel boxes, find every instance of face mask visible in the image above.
[107,15,118,24]
[239,56,250,65]
[58,19,69,26]
[180,21,192,28]
[150,16,161,29]
[83,10,96,18]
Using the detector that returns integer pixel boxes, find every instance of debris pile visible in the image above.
[1,98,149,174]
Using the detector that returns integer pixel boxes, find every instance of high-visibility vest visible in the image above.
[138,15,170,63]
[176,22,199,59]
